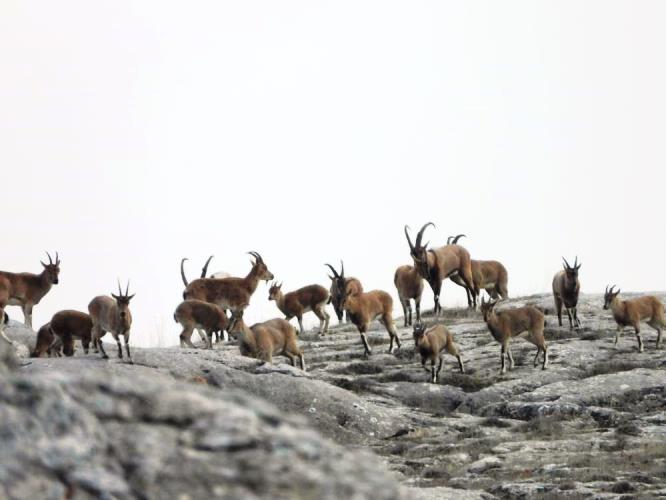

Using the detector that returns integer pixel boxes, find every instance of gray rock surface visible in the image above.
[3,292,666,498]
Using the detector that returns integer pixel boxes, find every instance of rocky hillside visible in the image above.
[2,292,666,499]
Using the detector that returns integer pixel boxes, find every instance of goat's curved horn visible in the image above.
[562,257,571,269]
[404,225,415,251]
[45,252,53,265]
[201,255,214,278]
[55,252,60,265]
[325,263,340,279]
[452,234,466,244]
[180,258,189,286]
[125,280,130,296]
[340,260,345,279]
[415,222,435,248]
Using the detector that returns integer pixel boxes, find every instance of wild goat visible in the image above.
[603,285,665,352]
[552,257,581,329]
[445,235,509,306]
[405,223,475,313]
[0,252,60,335]
[412,321,464,383]
[480,298,548,374]
[227,313,305,370]
[326,261,363,323]
[32,311,92,358]
[174,299,228,349]
[341,286,401,356]
[394,265,423,327]
[183,251,273,321]
[88,281,135,362]
[268,282,330,335]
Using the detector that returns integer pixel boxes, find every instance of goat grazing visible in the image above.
[268,282,330,335]
[183,251,273,321]
[32,311,92,358]
[394,265,423,326]
[405,223,475,313]
[0,252,60,335]
[88,281,135,362]
[326,261,363,323]
[603,285,665,351]
[228,314,305,370]
[412,321,464,383]
[480,298,548,374]
[174,299,228,349]
[341,286,401,356]
[552,257,581,329]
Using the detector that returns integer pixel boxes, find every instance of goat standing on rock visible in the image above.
[552,257,581,329]
[341,285,401,357]
[394,265,423,327]
[603,285,665,351]
[480,298,548,374]
[268,282,330,335]
[326,261,363,324]
[0,252,60,343]
[174,299,228,349]
[405,223,475,313]
[88,281,135,362]
[413,321,464,383]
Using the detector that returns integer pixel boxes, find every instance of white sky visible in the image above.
[2,1,665,346]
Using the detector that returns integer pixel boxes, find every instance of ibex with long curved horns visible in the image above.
[88,280,135,362]
[405,223,475,313]
[183,251,274,322]
[325,261,363,324]
[0,252,61,339]
[552,256,581,329]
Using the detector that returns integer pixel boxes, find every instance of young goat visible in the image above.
[174,299,228,349]
[405,223,475,313]
[268,282,330,335]
[552,257,581,329]
[603,285,665,352]
[88,281,135,362]
[228,314,305,370]
[183,251,274,323]
[412,321,464,383]
[394,265,423,327]
[0,252,60,336]
[480,298,548,374]
[326,261,363,324]
[32,311,92,358]
[341,286,401,356]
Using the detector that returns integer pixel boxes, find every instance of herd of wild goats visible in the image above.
[0,223,664,382]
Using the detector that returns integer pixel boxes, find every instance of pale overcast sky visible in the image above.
[2,1,664,346]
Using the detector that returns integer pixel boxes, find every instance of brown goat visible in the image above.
[341,287,401,356]
[268,282,330,335]
[603,285,665,351]
[394,265,423,327]
[32,310,92,357]
[174,299,228,349]
[0,252,60,336]
[183,252,274,322]
[326,261,363,323]
[552,257,581,329]
[480,298,548,374]
[228,314,305,370]
[405,223,475,313]
[88,281,135,362]
[412,322,464,383]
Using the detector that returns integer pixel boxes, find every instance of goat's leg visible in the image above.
[22,304,33,329]
[634,323,644,352]
[614,324,622,347]
[359,325,372,356]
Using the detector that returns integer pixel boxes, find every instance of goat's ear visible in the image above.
[111,293,120,300]
[127,294,136,301]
